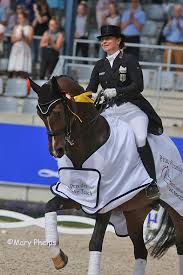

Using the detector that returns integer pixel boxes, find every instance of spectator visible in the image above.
[157,1,174,45]
[6,5,26,32]
[75,1,89,58]
[0,23,5,55]
[162,0,174,19]
[1,0,10,24]
[104,2,120,27]
[39,17,63,79]
[32,0,51,63]
[163,4,183,72]
[5,6,26,58]
[121,0,145,59]
[16,0,36,23]
[16,4,25,13]
[95,0,110,57]
[6,9,16,33]
[3,8,16,57]
[8,10,33,78]
[96,0,110,31]
[1,0,10,11]
[0,0,7,25]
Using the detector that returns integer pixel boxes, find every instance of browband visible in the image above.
[37,92,94,115]
[37,98,62,115]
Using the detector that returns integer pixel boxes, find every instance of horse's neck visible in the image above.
[66,103,110,168]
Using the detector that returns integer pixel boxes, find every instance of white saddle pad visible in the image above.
[51,115,183,236]
[52,116,151,215]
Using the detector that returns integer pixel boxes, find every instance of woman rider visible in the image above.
[86,25,163,199]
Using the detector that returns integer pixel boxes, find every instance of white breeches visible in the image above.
[103,102,149,147]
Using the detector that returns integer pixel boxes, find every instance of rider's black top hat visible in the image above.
[97,25,125,40]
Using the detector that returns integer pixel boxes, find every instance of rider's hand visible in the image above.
[91,93,98,101]
[92,92,105,104]
[103,88,117,99]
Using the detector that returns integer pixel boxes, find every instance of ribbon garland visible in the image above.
[74,92,94,103]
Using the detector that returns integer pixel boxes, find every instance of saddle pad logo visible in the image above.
[51,168,101,209]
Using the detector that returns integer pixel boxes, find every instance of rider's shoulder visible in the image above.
[123,52,139,64]
[93,58,106,70]
[96,58,105,65]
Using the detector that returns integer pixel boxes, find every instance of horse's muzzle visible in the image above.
[50,147,65,158]
[56,147,65,158]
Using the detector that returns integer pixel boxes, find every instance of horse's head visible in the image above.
[29,75,93,158]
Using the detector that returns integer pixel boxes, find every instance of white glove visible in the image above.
[103,88,117,99]
[91,93,98,101]
[92,92,105,104]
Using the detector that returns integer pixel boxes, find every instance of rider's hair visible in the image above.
[119,38,125,49]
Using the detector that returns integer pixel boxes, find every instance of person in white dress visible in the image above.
[8,10,33,78]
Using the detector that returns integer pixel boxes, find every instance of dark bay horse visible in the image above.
[29,75,183,275]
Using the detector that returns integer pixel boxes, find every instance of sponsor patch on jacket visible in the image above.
[119,66,127,73]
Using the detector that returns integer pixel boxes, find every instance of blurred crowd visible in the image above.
[94,0,183,71]
[0,0,64,79]
[0,0,182,80]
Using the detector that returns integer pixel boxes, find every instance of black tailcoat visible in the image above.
[86,51,163,135]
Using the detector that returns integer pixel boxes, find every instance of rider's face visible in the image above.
[100,36,121,55]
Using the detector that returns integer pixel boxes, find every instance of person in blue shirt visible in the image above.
[121,0,145,59]
[163,4,183,72]
[0,3,6,25]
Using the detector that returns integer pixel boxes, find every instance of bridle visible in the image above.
[37,94,75,146]
[37,92,100,147]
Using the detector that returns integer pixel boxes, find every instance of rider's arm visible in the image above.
[116,54,144,98]
[86,62,100,93]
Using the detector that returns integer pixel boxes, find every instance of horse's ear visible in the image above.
[28,77,41,94]
[51,76,59,89]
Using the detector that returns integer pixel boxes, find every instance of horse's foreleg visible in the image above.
[88,212,111,275]
[125,208,150,275]
[45,196,68,269]
[45,195,79,270]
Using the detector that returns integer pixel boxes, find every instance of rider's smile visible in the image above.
[100,36,121,55]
